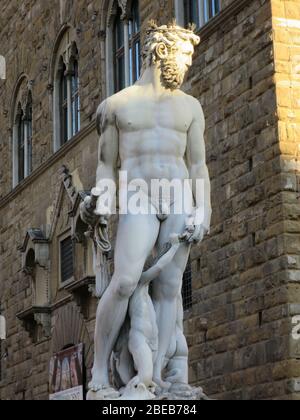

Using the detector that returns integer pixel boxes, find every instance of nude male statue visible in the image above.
[81,21,212,398]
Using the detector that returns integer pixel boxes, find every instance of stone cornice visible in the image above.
[0,120,97,210]
[198,0,255,42]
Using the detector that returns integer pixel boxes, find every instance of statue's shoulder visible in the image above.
[96,96,117,134]
[182,93,204,123]
[180,92,202,109]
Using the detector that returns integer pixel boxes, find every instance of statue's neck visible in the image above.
[137,64,169,94]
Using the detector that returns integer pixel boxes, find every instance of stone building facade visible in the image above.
[0,0,300,400]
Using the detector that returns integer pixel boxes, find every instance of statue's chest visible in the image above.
[116,98,192,133]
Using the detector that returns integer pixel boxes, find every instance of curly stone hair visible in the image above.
[142,20,200,69]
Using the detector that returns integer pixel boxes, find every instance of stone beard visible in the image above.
[160,56,186,90]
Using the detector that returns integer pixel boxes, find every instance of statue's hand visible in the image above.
[188,224,208,244]
[180,223,209,244]
[80,196,99,227]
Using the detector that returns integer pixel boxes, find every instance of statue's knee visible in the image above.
[114,276,138,299]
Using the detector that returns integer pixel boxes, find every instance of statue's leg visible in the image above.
[152,212,191,388]
[128,331,155,388]
[90,213,160,391]
[165,293,189,385]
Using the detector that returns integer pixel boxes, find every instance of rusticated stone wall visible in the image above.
[271,0,300,400]
[184,0,293,400]
[0,0,300,400]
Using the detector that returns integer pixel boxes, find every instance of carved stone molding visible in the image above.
[65,276,96,319]
[16,306,51,343]
[107,0,118,27]
[19,228,49,270]
[59,165,77,206]
[118,0,128,18]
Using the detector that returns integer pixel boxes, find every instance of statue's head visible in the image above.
[142,20,200,90]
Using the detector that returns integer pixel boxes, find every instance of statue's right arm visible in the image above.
[95,99,119,189]
[94,99,119,217]
[80,99,119,224]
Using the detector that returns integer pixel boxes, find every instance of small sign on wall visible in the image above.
[0,316,6,340]
[49,343,84,400]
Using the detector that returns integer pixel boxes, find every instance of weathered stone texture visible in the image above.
[271,0,300,401]
[0,0,300,401]
[185,0,299,400]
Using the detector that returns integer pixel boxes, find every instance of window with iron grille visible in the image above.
[182,258,193,311]
[60,236,74,283]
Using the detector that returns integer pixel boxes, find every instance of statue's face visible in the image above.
[175,41,194,75]
[158,40,194,90]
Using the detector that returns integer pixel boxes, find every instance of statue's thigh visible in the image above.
[154,213,191,295]
[114,213,160,274]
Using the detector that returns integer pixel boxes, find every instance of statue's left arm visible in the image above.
[185,98,212,244]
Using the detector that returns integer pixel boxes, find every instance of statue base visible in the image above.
[87,384,209,401]
[155,385,210,400]
[87,387,121,400]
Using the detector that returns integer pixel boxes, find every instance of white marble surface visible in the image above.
[81,22,212,400]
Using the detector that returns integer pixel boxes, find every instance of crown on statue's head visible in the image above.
[146,19,197,35]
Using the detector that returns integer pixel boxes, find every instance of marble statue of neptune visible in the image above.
[81,21,212,400]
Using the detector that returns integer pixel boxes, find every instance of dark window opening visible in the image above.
[60,237,74,283]
[71,59,80,137]
[184,0,221,28]
[184,0,200,28]
[60,62,68,144]
[114,0,141,93]
[18,110,25,183]
[115,9,125,92]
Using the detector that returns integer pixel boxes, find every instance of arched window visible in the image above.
[12,80,33,187]
[107,0,141,94]
[175,0,221,28]
[52,29,80,151]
